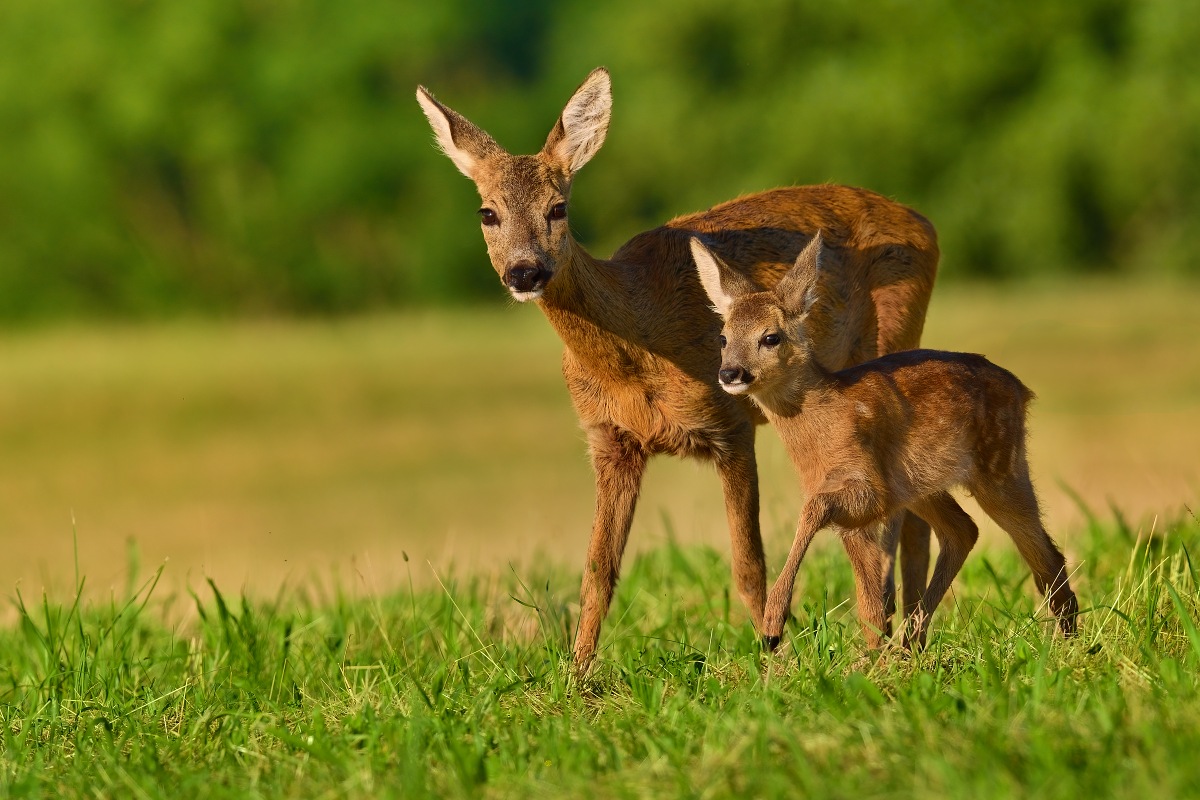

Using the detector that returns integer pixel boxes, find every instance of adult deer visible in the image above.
[693,233,1079,647]
[416,68,939,671]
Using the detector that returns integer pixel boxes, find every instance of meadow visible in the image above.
[0,505,1198,797]
[0,280,1196,600]
[1,279,1199,797]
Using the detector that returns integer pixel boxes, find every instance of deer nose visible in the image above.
[504,261,550,293]
[718,366,753,386]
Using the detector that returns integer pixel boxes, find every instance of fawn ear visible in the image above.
[690,238,759,318]
[778,232,825,315]
[416,86,503,180]
[543,68,612,176]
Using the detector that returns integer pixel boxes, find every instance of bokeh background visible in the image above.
[0,0,1197,603]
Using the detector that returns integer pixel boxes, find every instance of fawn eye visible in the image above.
[478,208,499,226]
[548,203,568,221]
[761,333,781,348]
[718,334,727,349]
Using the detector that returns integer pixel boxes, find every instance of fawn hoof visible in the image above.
[762,634,781,652]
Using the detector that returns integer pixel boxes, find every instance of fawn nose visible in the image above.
[504,261,549,294]
[718,366,753,386]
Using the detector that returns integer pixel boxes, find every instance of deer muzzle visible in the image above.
[718,366,754,394]
[504,261,551,299]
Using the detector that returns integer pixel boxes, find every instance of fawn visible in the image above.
[692,232,1079,648]
[417,67,940,671]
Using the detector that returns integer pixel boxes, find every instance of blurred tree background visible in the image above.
[0,0,1197,322]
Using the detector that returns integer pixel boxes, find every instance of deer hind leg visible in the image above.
[573,425,647,675]
[971,471,1079,637]
[905,492,979,649]
[842,521,893,650]
[715,426,766,632]
[899,511,932,621]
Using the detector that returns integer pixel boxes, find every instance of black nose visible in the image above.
[718,366,753,385]
[505,261,549,293]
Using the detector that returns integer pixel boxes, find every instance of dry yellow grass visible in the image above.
[0,280,1197,604]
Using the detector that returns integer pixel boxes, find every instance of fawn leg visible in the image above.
[899,511,932,621]
[762,492,838,648]
[972,472,1079,636]
[573,425,647,674]
[842,522,892,650]
[905,493,979,648]
[715,424,766,631]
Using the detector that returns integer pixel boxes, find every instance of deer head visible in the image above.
[416,69,612,301]
[691,234,825,408]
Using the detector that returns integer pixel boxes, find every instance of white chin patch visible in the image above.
[509,289,544,303]
[721,382,751,395]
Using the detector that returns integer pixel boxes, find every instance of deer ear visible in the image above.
[416,86,503,180]
[690,238,759,318]
[777,232,825,315]
[543,68,612,176]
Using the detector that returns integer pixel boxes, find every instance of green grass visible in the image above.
[2,510,1199,798]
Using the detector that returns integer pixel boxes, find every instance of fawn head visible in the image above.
[416,69,612,301]
[691,234,825,405]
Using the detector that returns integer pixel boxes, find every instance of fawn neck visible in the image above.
[753,349,838,421]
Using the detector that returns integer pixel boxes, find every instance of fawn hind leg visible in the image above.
[972,472,1079,636]
[905,493,979,649]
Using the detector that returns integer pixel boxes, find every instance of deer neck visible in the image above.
[536,239,641,362]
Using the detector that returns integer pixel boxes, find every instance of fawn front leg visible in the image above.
[899,511,932,621]
[573,425,647,674]
[715,425,766,632]
[843,522,893,650]
[762,493,838,649]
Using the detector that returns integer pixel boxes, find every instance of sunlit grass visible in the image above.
[0,512,1197,798]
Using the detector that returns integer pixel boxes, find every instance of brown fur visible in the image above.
[696,234,1079,648]
[417,68,940,672]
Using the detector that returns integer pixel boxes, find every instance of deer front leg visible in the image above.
[714,425,766,632]
[573,425,647,675]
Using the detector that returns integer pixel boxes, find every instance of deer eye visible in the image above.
[548,203,568,221]
[761,333,781,348]
[478,208,499,226]
[718,334,727,349]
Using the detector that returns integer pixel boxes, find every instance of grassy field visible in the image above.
[1,280,1199,796]
[1,515,1198,797]
[0,280,1197,601]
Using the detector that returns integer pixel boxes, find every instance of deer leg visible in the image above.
[842,522,892,650]
[714,425,766,632]
[573,425,647,674]
[905,493,978,649]
[899,511,932,621]
[972,471,1079,637]
[762,492,839,648]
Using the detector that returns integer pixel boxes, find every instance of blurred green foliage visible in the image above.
[0,0,1197,321]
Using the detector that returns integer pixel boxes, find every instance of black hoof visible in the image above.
[762,634,781,652]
